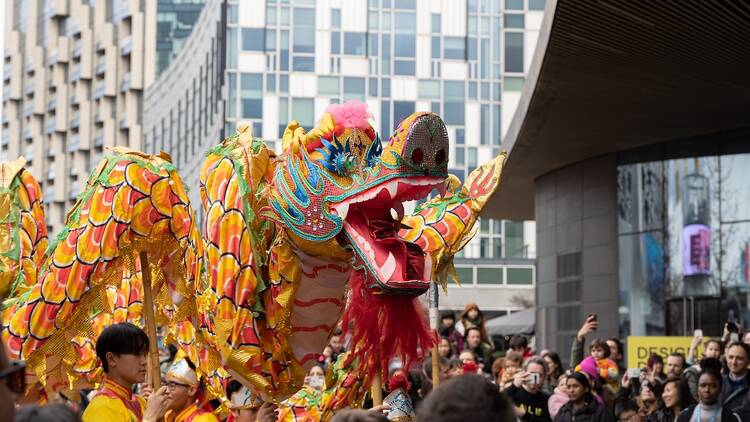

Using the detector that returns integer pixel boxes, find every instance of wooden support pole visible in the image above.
[371,372,383,406]
[140,251,161,390]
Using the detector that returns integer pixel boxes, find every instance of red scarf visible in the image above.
[97,379,143,421]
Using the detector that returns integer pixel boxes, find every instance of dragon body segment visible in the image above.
[0,103,508,420]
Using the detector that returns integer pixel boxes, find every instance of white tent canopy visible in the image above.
[486,308,535,336]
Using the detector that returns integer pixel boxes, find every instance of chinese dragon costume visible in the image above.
[0,101,506,420]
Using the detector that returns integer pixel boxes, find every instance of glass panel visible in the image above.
[504,221,524,257]
[344,32,367,55]
[619,232,667,337]
[480,104,489,145]
[369,78,378,96]
[617,162,665,234]
[381,100,391,138]
[504,14,525,29]
[394,0,416,9]
[394,35,416,57]
[455,146,465,165]
[369,11,379,29]
[318,76,340,95]
[468,82,477,100]
[242,28,264,51]
[394,60,415,75]
[720,153,750,222]
[368,33,379,55]
[444,81,464,99]
[443,102,465,125]
[227,73,237,118]
[292,98,314,127]
[293,8,315,53]
[265,29,276,51]
[280,74,289,92]
[455,267,474,284]
[418,80,440,99]
[431,13,441,33]
[331,9,341,28]
[266,74,276,92]
[505,0,523,10]
[393,101,415,125]
[477,267,503,284]
[331,32,340,54]
[431,36,441,59]
[444,37,466,60]
[456,128,465,144]
[504,32,524,72]
[267,7,277,25]
[665,157,720,297]
[529,0,546,10]
[240,73,262,119]
[292,56,315,71]
[507,268,533,285]
[382,78,391,97]
[343,77,366,101]
[493,105,501,145]
[721,222,750,329]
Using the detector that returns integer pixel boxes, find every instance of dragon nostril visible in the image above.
[435,149,446,165]
[412,148,424,166]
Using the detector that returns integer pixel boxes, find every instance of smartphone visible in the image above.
[727,322,739,333]
[526,373,540,385]
[308,375,324,389]
[588,313,598,322]
[730,333,740,343]
[694,329,703,338]
[627,368,641,379]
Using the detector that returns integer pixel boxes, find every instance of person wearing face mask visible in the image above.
[553,371,611,422]
[675,359,742,422]
[685,341,724,401]
[658,377,695,422]
[507,356,552,422]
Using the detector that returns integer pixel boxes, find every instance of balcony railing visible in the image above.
[22,104,33,118]
[3,67,11,81]
[23,129,32,140]
[48,96,57,111]
[24,62,34,73]
[120,36,132,56]
[119,115,127,129]
[25,82,34,95]
[72,43,82,59]
[47,169,56,180]
[67,136,80,153]
[94,81,105,99]
[120,72,131,92]
[96,60,106,75]
[47,50,58,66]
[70,113,80,129]
[69,65,81,82]
[94,133,104,147]
[46,119,56,134]
[24,145,34,159]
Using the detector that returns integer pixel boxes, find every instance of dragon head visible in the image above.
[264,102,448,296]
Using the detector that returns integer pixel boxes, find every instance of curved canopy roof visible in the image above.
[488,0,750,220]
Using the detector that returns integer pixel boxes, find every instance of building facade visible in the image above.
[492,0,750,362]
[221,0,542,316]
[2,0,159,234]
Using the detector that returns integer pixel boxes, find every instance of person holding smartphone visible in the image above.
[507,356,552,422]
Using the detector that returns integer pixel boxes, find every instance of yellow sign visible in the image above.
[626,336,703,368]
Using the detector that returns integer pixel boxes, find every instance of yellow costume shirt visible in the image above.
[165,403,219,422]
[82,379,146,422]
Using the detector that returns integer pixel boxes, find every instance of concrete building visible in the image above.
[226,0,543,318]
[491,0,750,361]
[1,0,204,235]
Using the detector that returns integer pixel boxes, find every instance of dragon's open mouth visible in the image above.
[332,177,443,295]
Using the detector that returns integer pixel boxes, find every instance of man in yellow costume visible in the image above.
[164,358,219,422]
[82,323,171,422]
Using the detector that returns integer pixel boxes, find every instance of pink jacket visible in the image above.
[548,387,569,418]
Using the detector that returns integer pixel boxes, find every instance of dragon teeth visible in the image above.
[334,202,349,220]
[380,252,396,281]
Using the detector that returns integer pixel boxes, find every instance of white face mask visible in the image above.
[308,375,325,389]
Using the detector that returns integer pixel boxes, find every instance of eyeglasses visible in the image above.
[0,360,26,395]
[165,381,190,390]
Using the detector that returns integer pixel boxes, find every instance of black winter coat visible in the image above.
[553,397,612,422]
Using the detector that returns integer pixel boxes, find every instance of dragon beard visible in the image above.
[340,268,436,380]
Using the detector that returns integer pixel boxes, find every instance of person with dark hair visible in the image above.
[615,399,640,422]
[439,311,464,356]
[646,354,666,385]
[665,353,686,379]
[456,303,492,346]
[507,356,552,422]
[464,326,493,374]
[82,323,171,422]
[416,373,516,422]
[542,352,564,394]
[684,340,724,400]
[675,359,742,422]
[330,409,389,422]
[553,371,611,422]
[721,342,750,411]
[163,358,218,421]
[660,377,695,421]
[15,403,80,422]
[226,379,277,422]
[511,335,534,360]
[607,339,625,369]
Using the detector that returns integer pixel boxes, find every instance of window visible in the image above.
[293,8,315,53]
[241,28,264,51]
[394,0,416,9]
[431,13,441,33]
[394,13,416,57]
[368,78,378,96]
[505,0,524,10]
[318,76,340,95]
[227,73,237,118]
[343,77,365,101]
[480,104,489,145]
[331,9,341,29]
[444,37,466,60]
[456,128,465,144]
[507,268,533,285]
[394,60,415,75]
[455,267,474,284]
[293,56,315,71]
[344,32,367,55]
[477,267,503,284]
[529,0,546,10]
[240,74,262,119]
[504,14,525,29]
[418,80,440,99]
[292,98,314,127]
[431,37,441,59]
[468,147,477,168]
[504,221,525,257]
[393,101,415,125]
[455,146,465,165]
[265,29,276,51]
[331,32,341,54]
[505,33,524,72]
[443,81,465,125]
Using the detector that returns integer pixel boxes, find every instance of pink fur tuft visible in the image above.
[325,100,373,130]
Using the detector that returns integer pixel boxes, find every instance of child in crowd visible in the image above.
[575,339,619,391]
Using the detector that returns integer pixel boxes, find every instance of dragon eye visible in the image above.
[335,153,359,176]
